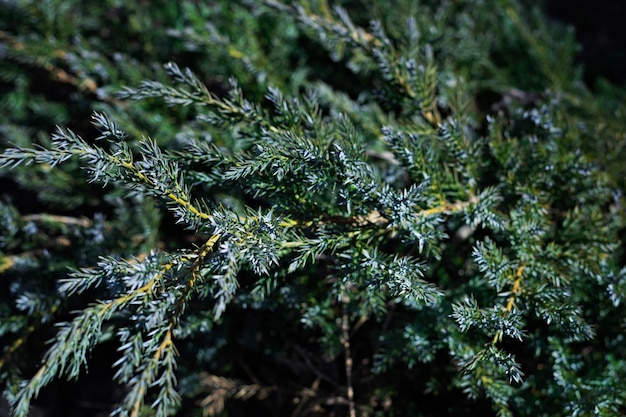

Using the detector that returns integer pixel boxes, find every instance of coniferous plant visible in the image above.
[1,1,625,417]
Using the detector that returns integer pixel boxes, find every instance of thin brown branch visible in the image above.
[341,288,356,417]
[21,214,93,228]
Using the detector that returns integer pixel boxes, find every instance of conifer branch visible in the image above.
[1,2,624,417]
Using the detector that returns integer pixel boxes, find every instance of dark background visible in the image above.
[538,0,626,87]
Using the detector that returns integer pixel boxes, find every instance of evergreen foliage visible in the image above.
[1,1,625,416]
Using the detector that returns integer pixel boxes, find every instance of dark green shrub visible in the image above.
[1,1,625,417]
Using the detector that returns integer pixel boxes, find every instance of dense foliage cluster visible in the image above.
[1,1,625,417]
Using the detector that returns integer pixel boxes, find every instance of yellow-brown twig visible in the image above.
[492,264,525,345]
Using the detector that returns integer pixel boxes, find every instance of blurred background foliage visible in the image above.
[0,0,624,416]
